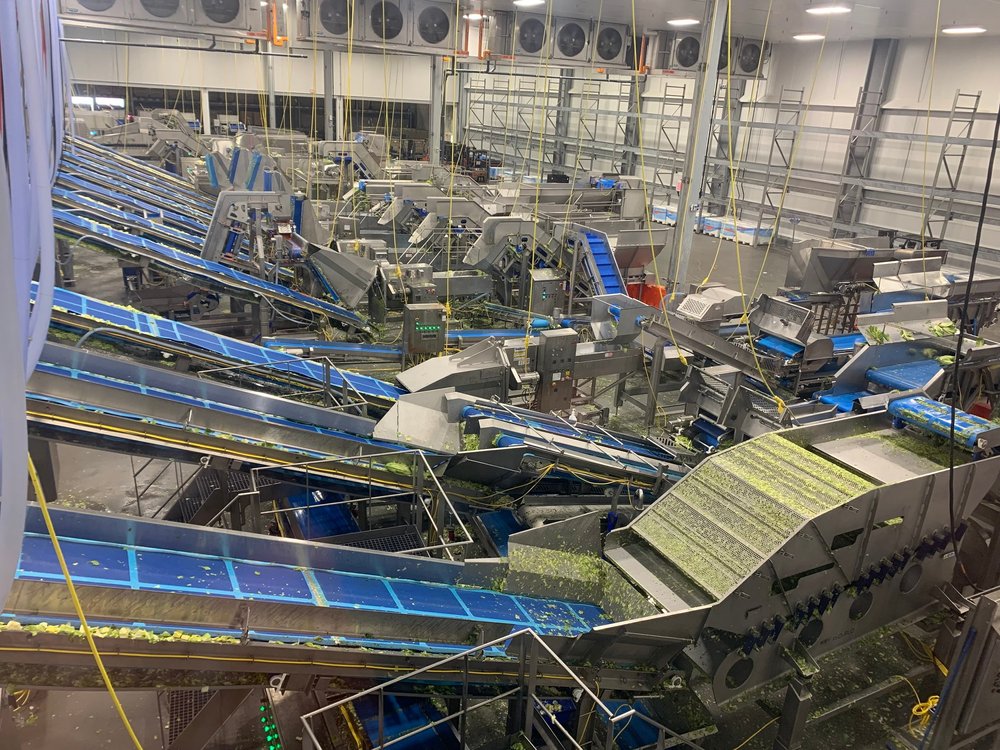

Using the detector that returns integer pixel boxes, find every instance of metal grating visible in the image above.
[326,524,427,554]
[166,689,213,744]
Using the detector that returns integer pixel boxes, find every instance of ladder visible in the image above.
[924,90,982,242]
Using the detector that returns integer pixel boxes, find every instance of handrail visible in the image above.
[300,627,705,750]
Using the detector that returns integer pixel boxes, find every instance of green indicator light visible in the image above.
[260,706,266,712]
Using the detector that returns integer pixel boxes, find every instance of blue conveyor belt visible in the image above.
[264,338,402,357]
[831,332,866,354]
[446,329,530,341]
[56,173,210,235]
[477,510,527,556]
[32,360,402,451]
[53,210,368,330]
[52,187,207,252]
[887,396,996,449]
[283,491,361,540]
[867,359,943,391]
[63,140,215,212]
[756,335,804,358]
[584,232,623,295]
[15,532,609,637]
[40,284,403,402]
[461,404,674,466]
[817,390,871,413]
[355,695,459,750]
[60,154,214,222]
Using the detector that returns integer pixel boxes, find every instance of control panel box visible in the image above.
[403,303,447,355]
[528,268,566,318]
[535,328,578,413]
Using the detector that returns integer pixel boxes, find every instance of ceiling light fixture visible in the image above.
[513,0,545,6]
[667,18,700,27]
[806,3,852,15]
[793,33,826,41]
[463,12,484,20]
[941,25,987,35]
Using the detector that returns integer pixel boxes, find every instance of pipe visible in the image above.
[59,37,307,59]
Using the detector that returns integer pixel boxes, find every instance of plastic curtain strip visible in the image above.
[0,0,63,606]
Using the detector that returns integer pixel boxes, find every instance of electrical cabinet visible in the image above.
[535,328,577,413]
[403,302,446,355]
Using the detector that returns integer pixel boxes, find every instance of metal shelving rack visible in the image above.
[456,62,1000,252]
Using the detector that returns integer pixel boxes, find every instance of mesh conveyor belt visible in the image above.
[51,210,368,331]
[32,361,402,450]
[39,284,403,401]
[631,434,878,598]
[15,533,609,638]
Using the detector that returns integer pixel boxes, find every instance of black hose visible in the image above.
[948,100,1000,579]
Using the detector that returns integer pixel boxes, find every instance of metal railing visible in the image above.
[300,628,705,750]
[248,448,474,560]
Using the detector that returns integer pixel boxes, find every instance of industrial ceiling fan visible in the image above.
[139,0,181,17]
[370,0,405,39]
[417,5,451,45]
[201,0,240,25]
[556,22,586,57]
[594,26,624,61]
[518,18,547,54]
[674,35,700,68]
[319,0,351,35]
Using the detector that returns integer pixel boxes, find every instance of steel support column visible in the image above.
[620,75,641,176]
[429,56,445,166]
[832,38,899,237]
[669,0,728,292]
[323,48,336,141]
[552,68,574,168]
[264,44,277,130]
[199,87,211,136]
[707,78,746,215]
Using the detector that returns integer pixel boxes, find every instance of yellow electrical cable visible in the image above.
[731,716,778,750]
[920,0,943,296]
[339,704,365,748]
[626,0,686,367]
[697,0,773,291]
[0,644,579,681]
[523,0,557,346]
[26,457,145,750]
[746,16,831,303]
[441,0,466,332]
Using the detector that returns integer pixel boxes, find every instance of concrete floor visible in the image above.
[5,690,163,749]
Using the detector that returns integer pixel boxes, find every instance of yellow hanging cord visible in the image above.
[441,0,467,330]
[308,28,320,196]
[628,0,685,366]
[746,15,831,303]
[523,0,557,347]
[27,457,145,750]
[920,0,943,296]
[697,0,773,291]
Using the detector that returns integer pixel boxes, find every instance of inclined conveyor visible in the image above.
[5,505,609,653]
[40,283,403,404]
[53,210,368,331]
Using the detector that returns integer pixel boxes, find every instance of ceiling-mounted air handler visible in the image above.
[413,1,456,51]
[552,18,590,62]
[59,0,268,37]
[513,13,549,56]
[303,0,358,41]
[651,30,770,78]
[59,0,130,19]
[591,21,629,66]
[131,0,190,22]
[364,0,411,44]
